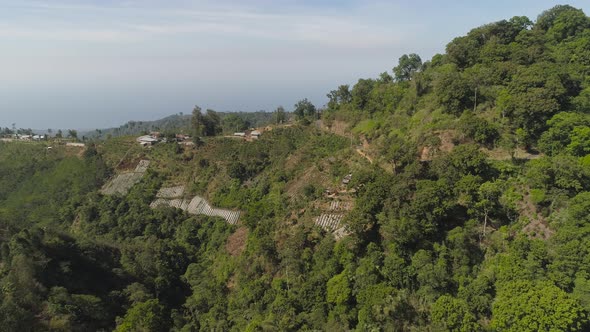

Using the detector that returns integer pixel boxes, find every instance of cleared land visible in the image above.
[150,186,241,225]
[314,195,353,239]
[314,214,344,231]
[101,160,150,195]
[156,185,186,198]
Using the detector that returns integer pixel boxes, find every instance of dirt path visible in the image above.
[356,148,373,164]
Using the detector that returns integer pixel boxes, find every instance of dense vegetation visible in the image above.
[2,5,590,331]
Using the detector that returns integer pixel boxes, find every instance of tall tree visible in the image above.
[274,106,286,124]
[393,53,422,82]
[204,109,222,136]
[191,105,205,138]
[351,79,375,111]
[293,98,316,119]
[68,129,78,140]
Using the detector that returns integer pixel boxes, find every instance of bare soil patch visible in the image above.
[420,130,457,161]
[321,120,350,137]
[226,227,248,256]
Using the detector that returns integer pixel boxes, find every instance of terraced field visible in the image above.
[314,213,344,231]
[314,198,352,239]
[150,186,241,225]
[101,160,150,195]
[329,200,352,211]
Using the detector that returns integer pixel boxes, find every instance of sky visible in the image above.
[1,1,590,130]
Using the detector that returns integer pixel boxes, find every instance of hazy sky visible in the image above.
[1,0,589,129]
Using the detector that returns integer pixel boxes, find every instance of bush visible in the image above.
[530,188,546,205]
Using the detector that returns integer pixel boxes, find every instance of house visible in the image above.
[342,173,352,185]
[250,130,261,138]
[233,132,246,137]
[137,135,159,146]
[176,134,191,141]
[33,135,45,141]
[19,135,32,141]
[66,142,85,147]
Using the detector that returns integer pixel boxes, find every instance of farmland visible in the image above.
[100,160,150,195]
[150,186,241,225]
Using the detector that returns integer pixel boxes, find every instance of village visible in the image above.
[1,126,270,148]
[229,128,264,141]
[135,127,268,147]
[0,132,86,147]
[0,133,47,142]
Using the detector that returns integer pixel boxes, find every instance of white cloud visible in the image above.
[0,25,140,42]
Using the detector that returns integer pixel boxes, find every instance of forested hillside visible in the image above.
[2,5,590,331]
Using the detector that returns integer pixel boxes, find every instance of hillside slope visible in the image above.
[1,5,590,331]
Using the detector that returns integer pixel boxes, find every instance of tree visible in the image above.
[191,106,221,138]
[497,62,568,139]
[356,283,402,331]
[434,64,473,116]
[431,144,489,181]
[351,79,375,111]
[492,280,589,331]
[410,248,452,300]
[327,85,352,110]
[55,129,63,139]
[573,274,590,312]
[384,134,417,174]
[191,105,205,138]
[393,53,422,82]
[431,295,480,332]
[538,112,590,155]
[536,5,586,31]
[204,109,222,136]
[378,71,394,83]
[458,111,499,147]
[293,98,316,120]
[224,115,246,133]
[274,106,286,124]
[0,298,34,332]
[474,181,501,242]
[68,129,78,140]
[327,271,351,306]
[115,299,169,332]
[567,126,590,156]
[547,7,589,42]
[446,36,480,68]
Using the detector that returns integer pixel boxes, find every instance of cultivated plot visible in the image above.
[101,160,150,195]
[151,186,241,225]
